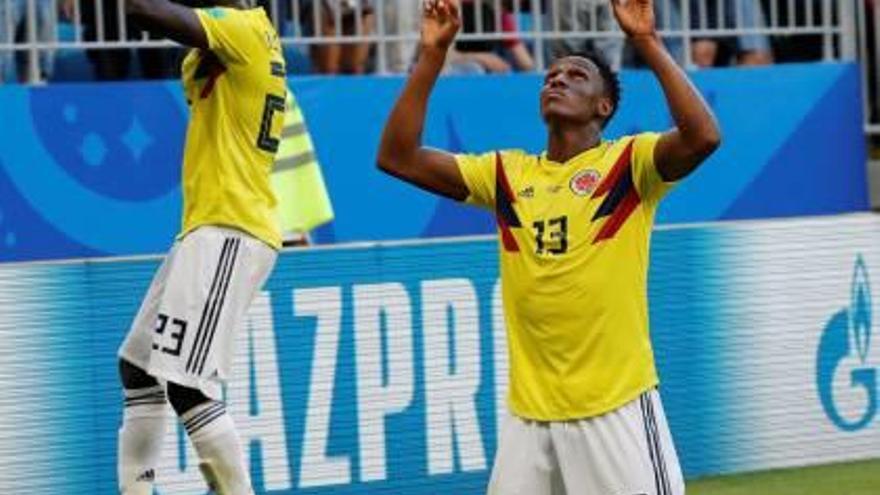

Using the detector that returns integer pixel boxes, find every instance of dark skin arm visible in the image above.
[611,0,721,181]
[376,0,469,201]
[126,0,209,49]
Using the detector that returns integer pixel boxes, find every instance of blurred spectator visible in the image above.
[449,0,534,74]
[760,0,824,63]
[652,0,685,64]
[0,0,56,82]
[382,0,419,73]
[612,0,687,66]
[689,0,773,67]
[501,6,535,71]
[866,0,878,143]
[545,0,624,70]
[302,0,375,74]
[257,0,288,33]
[62,0,178,80]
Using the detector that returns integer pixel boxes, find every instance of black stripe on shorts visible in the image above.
[639,393,669,495]
[640,393,670,495]
[186,238,234,374]
[194,238,240,375]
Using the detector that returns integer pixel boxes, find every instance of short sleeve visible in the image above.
[195,7,255,64]
[455,152,498,209]
[630,132,675,203]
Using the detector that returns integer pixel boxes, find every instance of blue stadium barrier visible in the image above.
[0,213,878,493]
[0,63,868,262]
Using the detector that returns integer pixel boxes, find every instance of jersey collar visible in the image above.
[540,140,610,168]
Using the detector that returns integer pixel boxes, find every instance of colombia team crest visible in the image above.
[570,169,602,196]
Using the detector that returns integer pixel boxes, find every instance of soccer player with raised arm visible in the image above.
[115,0,287,493]
[377,0,720,493]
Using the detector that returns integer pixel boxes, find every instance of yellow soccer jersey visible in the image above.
[456,133,674,420]
[178,7,288,249]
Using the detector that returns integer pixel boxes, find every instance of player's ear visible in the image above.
[597,96,613,121]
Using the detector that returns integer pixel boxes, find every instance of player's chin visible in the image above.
[540,104,567,123]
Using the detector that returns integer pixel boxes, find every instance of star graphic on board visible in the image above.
[122,118,154,162]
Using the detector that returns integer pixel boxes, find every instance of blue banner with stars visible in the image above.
[0,63,868,262]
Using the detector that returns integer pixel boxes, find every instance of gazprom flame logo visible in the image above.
[816,255,877,431]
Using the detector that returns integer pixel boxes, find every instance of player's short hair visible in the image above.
[566,51,621,128]
[173,0,243,7]
[173,0,213,7]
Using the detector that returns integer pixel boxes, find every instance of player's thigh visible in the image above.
[146,227,277,400]
[203,229,277,382]
[118,243,179,370]
[552,390,684,495]
[487,414,564,495]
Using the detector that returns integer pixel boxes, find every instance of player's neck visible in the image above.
[545,124,602,164]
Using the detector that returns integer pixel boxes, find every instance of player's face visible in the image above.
[540,57,611,126]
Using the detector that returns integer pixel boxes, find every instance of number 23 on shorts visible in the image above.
[152,313,188,357]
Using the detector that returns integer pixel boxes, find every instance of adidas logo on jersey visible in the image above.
[518,186,535,199]
[135,469,155,482]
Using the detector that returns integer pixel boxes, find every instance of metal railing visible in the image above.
[0,0,878,136]
[852,0,880,136]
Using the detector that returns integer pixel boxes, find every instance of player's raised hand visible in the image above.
[610,0,656,38]
[421,0,461,51]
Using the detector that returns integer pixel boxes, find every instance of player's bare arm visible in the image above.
[611,0,722,181]
[376,0,470,201]
[126,0,211,49]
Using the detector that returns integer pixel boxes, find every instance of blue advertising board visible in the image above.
[1,213,879,493]
[0,63,868,262]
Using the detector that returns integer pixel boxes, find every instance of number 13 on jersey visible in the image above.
[533,215,569,255]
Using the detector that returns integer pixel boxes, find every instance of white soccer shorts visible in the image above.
[488,389,685,495]
[119,226,277,400]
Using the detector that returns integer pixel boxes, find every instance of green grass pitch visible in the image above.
[688,459,880,495]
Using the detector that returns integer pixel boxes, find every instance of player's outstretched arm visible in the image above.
[377,0,470,201]
[126,0,208,49]
[610,0,721,182]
